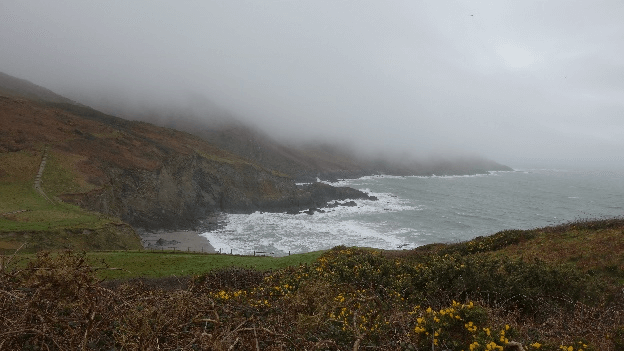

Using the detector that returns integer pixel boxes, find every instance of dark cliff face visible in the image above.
[65,153,374,230]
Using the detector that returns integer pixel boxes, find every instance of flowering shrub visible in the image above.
[408,300,528,351]
[0,244,621,350]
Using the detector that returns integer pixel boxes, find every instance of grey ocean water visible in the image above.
[202,169,624,256]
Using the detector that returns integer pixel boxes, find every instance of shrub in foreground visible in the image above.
[0,248,621,350]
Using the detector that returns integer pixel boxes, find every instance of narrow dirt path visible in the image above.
[34,145,54,203]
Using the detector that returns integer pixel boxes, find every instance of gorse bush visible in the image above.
[439,229,537,256]
[311,246,599,318]
[0,245,621,350]
[418,254,600,318]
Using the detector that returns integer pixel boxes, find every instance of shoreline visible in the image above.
[139,230,216,253]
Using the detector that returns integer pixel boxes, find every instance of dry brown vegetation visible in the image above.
[1,219,623,350]
[0,96,253,179]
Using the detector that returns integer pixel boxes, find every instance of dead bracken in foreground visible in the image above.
[1,219,624,350]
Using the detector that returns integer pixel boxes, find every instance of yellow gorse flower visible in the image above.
[464,321,477,333]
[485,341,503,350]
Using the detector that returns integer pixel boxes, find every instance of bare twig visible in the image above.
[81,308,96,351]
[4,242,27,267]
[253,323,260,351]
[227,337,241,351]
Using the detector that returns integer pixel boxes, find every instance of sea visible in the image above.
[201,169,624,256]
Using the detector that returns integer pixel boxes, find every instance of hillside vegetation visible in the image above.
[1,218,622,350]
[0,92,372,243]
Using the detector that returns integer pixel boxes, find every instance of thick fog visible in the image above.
[2,1,623,169]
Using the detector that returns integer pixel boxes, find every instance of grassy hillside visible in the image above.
[0,147,142,252]
[398,218,624,284]
[1,219,622,350]
[0,149,101,231]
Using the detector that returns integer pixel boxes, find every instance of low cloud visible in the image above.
[1,1,623,169]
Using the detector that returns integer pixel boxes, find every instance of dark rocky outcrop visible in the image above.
[61,153,375,230]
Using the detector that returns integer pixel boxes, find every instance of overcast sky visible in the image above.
[1,1,623,169]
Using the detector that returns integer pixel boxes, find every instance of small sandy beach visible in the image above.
[139,230,216,253]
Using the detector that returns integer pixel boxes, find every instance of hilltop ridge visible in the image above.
[0,71,75,104]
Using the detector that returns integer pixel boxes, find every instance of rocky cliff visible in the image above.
[62,152,373,230]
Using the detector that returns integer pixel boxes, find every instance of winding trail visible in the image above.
[34,145,54,204]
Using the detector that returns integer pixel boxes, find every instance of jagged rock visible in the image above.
[303,208,327,215]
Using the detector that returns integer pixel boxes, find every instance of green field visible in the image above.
[90,250,325,279]
[5,249,325,280]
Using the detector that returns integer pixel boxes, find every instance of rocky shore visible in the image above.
[134,182,376,251]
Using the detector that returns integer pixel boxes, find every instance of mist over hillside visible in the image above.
[2,2,624,170]
[1,69,510,180]
[68,89,512,180]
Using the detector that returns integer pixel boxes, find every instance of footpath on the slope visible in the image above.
[34,145,54,204]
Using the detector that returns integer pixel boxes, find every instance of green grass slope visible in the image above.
[0,148,141,252]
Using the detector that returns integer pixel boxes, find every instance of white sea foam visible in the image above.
[201,169,624,257]
[328,172,500,187]
[200,189,418,256]
[200,231,234,254]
